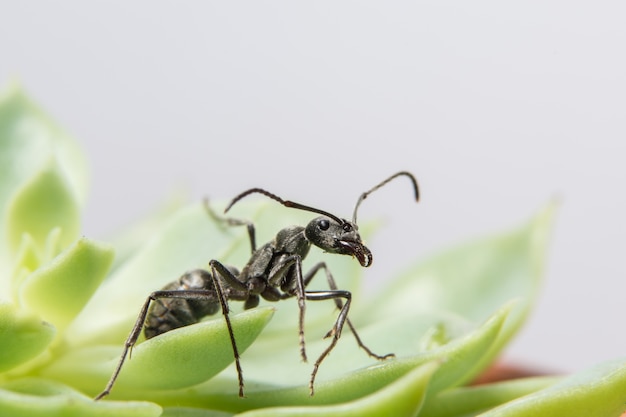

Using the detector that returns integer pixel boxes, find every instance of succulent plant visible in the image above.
[1,85,624,416]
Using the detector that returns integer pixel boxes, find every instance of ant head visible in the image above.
[305,216,372,267]
[224,188,374,267]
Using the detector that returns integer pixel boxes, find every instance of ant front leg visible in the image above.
[208,260,251,397]
[304,262,395,361]
[95,287,219,401]
[268,254,309,363]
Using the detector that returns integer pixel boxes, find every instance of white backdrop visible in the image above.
[1,2,624,374]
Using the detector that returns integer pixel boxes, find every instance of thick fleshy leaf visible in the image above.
[0,84,88,213]
[369,204,554,382]
[4,160,81,256]
[227,302,509,390]
[9,233,42,304]
[0,303,55,372]
[103,302,511,413]
[418,376,560,417]
[11,233,41,275]
[43,307,274,395]
[0,378,160,417]
[235,361,440,417]
[478,357,626,417]
[161,408,234,417]
[19,237,114,329]
[0,84,88,286]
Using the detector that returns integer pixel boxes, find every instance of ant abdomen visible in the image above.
[143,269,221,339]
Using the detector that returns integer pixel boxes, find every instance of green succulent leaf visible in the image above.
[235,360,440,417]
[0,303,55,372]
[4,159,81,257]
[100,301,512,413]
[42,307,275,395]
[19,237,115,329]
[161,408,233,417]
[0,84,88,213]
[0,84,89,286]
[418,376,560,417]
[0,378,161,417]
[370,204,555,383]
[478,357,626,417]
[373,203,553,319]
[113,307,275,392]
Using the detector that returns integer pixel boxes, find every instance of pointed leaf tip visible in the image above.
[19,237,115,329]
[5,160,81,256]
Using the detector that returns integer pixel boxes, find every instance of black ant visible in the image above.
[95,171,419,400]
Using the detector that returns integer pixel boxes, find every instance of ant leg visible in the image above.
[303,289,353,396]
[209,260,250,397]
[94,295,153,401]
[304,262,394,361]
[267,255,308,363]
[204,197,257,253]
[95,288,219,401]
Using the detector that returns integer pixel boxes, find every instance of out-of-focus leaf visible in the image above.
[0,378,161,417]
[9,233,41,304]
[4,160,81,255]
[0,84,88,285]
[0,303,55,372]
[0,84,88,212]
[42,307,274,395]
[369,204,555,382]
[19,238,114,329]
[419,376,560,417]
[478,357,626,417]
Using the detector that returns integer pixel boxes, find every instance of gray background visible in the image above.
[1,2,624,373]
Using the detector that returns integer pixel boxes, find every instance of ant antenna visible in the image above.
[352,171,420,224]
[225,188,345,225]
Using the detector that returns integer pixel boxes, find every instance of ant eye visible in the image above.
[318,219,330,230]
